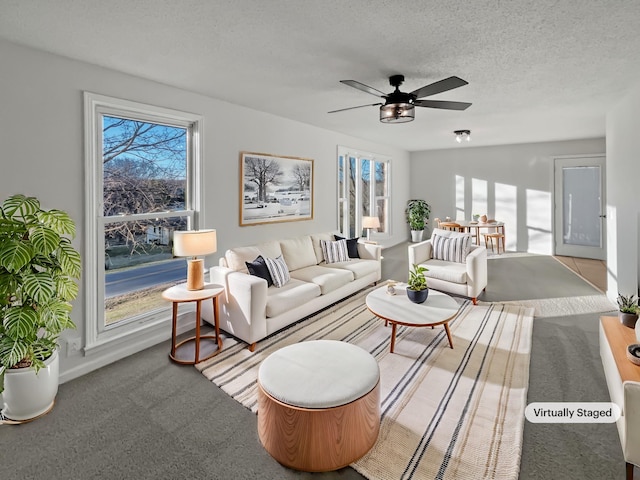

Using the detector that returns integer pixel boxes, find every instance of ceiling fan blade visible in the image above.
[410,76,469,99]
[413,99,472,111]
[328,103,383,113]
[340,80,387,98]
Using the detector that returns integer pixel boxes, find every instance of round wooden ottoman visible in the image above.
[257,340,380,472]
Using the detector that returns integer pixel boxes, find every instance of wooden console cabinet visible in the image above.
[600,316,640,479]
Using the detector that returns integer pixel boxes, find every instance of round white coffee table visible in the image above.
[366,284,460,353]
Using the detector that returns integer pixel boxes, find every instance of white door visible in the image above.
[553,155,606,260]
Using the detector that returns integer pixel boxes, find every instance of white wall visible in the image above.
[410,139,606,254]
[0,39,410,380]
[606,85,640,300]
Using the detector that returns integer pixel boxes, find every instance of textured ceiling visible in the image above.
[1,0,640,151]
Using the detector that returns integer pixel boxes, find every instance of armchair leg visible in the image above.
[472,297,478,305]
[248,342,256,352]
[627,462,634,480]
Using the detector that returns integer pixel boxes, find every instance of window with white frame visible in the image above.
[337,147,390,239]
[84,93,203,349]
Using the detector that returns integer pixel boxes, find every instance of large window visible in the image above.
[84,93,203,349]
[337,147,390,239]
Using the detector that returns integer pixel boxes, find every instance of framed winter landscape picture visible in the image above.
[239,151,314,226]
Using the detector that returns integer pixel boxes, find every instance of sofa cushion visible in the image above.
[266,278,321,317]
[225,240,282,273]
[310,232,335,263]
[265,255,291,288]
[432,231,471,263]
[289,265,354,295]
[324,259,378,280]
[334,234,360,258]
[245,255,273,286]
[280,235,317,271]
[226,246,261,273]
[420,259,468,284]
[320,239,349,264]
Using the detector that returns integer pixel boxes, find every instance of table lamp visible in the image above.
[173,229,217,290]
[362,216,380,242]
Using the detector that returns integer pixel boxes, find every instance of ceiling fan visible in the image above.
[329,74,471,123]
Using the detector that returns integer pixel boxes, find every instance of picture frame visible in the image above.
[239,151,314,226]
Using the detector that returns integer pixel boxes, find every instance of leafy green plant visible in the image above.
[407,264,428,291]
[0,194,81,393]
[617,293,639,314]
[405,199,431,231]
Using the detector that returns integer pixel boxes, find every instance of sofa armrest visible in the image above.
[408,240,433,266]
[624,381,640,466]
[357,242,382,261]
[465,245,488,296]
[203,266,268,346]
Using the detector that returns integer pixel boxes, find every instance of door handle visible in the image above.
[599,215,607,218]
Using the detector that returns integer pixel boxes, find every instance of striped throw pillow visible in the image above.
[320,239,349,264]
[432,233,471,263]
[264,255,290,288]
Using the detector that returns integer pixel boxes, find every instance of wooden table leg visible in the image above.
[443,323,454,349]
[170,302,178,358]
[390,323,397,353]
[213,295,222,350]
[194,299,202,363]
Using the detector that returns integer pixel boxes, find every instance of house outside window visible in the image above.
[84,93,203,350]
[337,146,391,239]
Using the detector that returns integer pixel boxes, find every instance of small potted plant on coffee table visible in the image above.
[407,264,429,304]
[617,293,639,328]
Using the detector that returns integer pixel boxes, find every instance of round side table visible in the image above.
[162,283,224,365]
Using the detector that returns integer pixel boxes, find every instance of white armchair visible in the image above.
[408,230,487,305]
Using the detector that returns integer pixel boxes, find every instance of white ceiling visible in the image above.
[2,0,640,151]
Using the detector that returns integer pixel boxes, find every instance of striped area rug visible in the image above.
[196,286,534,480]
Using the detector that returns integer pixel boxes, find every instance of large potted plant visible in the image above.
[0,194,81,422]
[405,199,431,242]
[406,263,429,304]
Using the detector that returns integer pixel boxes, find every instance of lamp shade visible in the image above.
[380,103,415,123]
[173,229,217,257]
[362,216,381,229]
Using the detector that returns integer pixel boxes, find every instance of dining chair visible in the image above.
[439,222,463,232]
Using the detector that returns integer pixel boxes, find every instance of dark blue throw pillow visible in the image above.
[334,235,360,259]
[245,255,273,286]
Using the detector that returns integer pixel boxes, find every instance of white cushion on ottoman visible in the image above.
[258,339,379,408]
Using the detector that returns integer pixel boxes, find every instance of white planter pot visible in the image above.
[411,230,424,242]
[2,349,59,421]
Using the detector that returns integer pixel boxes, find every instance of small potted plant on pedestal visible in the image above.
[617,293,639,328]
[0,194,81,422]
[407,264,429,304]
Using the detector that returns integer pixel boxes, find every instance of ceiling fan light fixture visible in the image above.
[380,103,415,123]
[454,129,471,143]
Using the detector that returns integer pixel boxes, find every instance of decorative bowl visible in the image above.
[627,344,640,366]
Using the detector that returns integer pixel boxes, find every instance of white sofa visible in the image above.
[408,228,487,305]
[201,233,382,350]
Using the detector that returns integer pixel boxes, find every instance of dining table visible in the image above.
[454,219,505,246]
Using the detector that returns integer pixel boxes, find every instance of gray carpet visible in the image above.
[1,244,623,480]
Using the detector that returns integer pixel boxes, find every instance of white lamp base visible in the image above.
[186,258,204,290]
